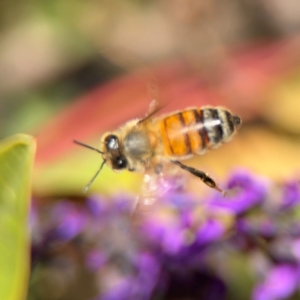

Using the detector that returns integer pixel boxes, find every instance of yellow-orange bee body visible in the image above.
[78,105,242,194]
[155,107,240,159]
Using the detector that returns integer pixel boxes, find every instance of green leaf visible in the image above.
[0,134,36,300]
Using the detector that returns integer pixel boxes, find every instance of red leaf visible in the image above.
[36,36,300,164]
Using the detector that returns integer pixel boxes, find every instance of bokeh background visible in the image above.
[1,0,300,299]
[1,0,300,197]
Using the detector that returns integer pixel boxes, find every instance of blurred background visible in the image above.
[2,1,300,300]
[1,0,300,197]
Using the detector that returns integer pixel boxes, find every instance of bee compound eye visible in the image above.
[105,135,119,151]
[113,156,127,170]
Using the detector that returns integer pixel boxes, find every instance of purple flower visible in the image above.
[51,201,87,240]
[98,252,160,300]
[207,170,268,214]
[237,218,278,241]
[253,264,300,300]
[86,250,107,271]
[141,214,186,255]
[280,181,300,211]
[86,195,107,218]
[29,170,300,300]
[195,219,225,246]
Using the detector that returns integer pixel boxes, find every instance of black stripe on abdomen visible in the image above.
[178,112,192,155]
[193,109,209,150]
[208,108,223,144]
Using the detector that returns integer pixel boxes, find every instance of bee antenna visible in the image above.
[73,140,106,192]
[73,140,104,154]
[84,159,106,193]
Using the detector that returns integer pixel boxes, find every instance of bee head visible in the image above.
[73,134,128,192]
[103,134,128,170]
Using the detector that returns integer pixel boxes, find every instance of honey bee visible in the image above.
[74,104,241,194]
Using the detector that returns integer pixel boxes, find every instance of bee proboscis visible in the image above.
[74,104,242,194]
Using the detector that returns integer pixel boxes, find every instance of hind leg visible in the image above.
[172,160,226,196]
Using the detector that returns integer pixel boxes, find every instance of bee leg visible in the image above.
[154,163,163,175]
[172,160,226,196]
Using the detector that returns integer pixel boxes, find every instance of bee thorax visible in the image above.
[123,131,152,157]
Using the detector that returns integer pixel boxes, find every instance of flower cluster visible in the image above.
[29,170,300,300]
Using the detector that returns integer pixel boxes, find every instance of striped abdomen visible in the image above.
[158,107,241,158]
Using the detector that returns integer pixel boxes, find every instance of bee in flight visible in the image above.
[74,104,241,195]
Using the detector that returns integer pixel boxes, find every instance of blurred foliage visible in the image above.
[33,148,141,197]
[262,68,300,134]
[0,134,35,300]
[31,37,300,196]
[0,0,299,197]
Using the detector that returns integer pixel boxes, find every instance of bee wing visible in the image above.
[137,101,169,125]
[131,172,168,223]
